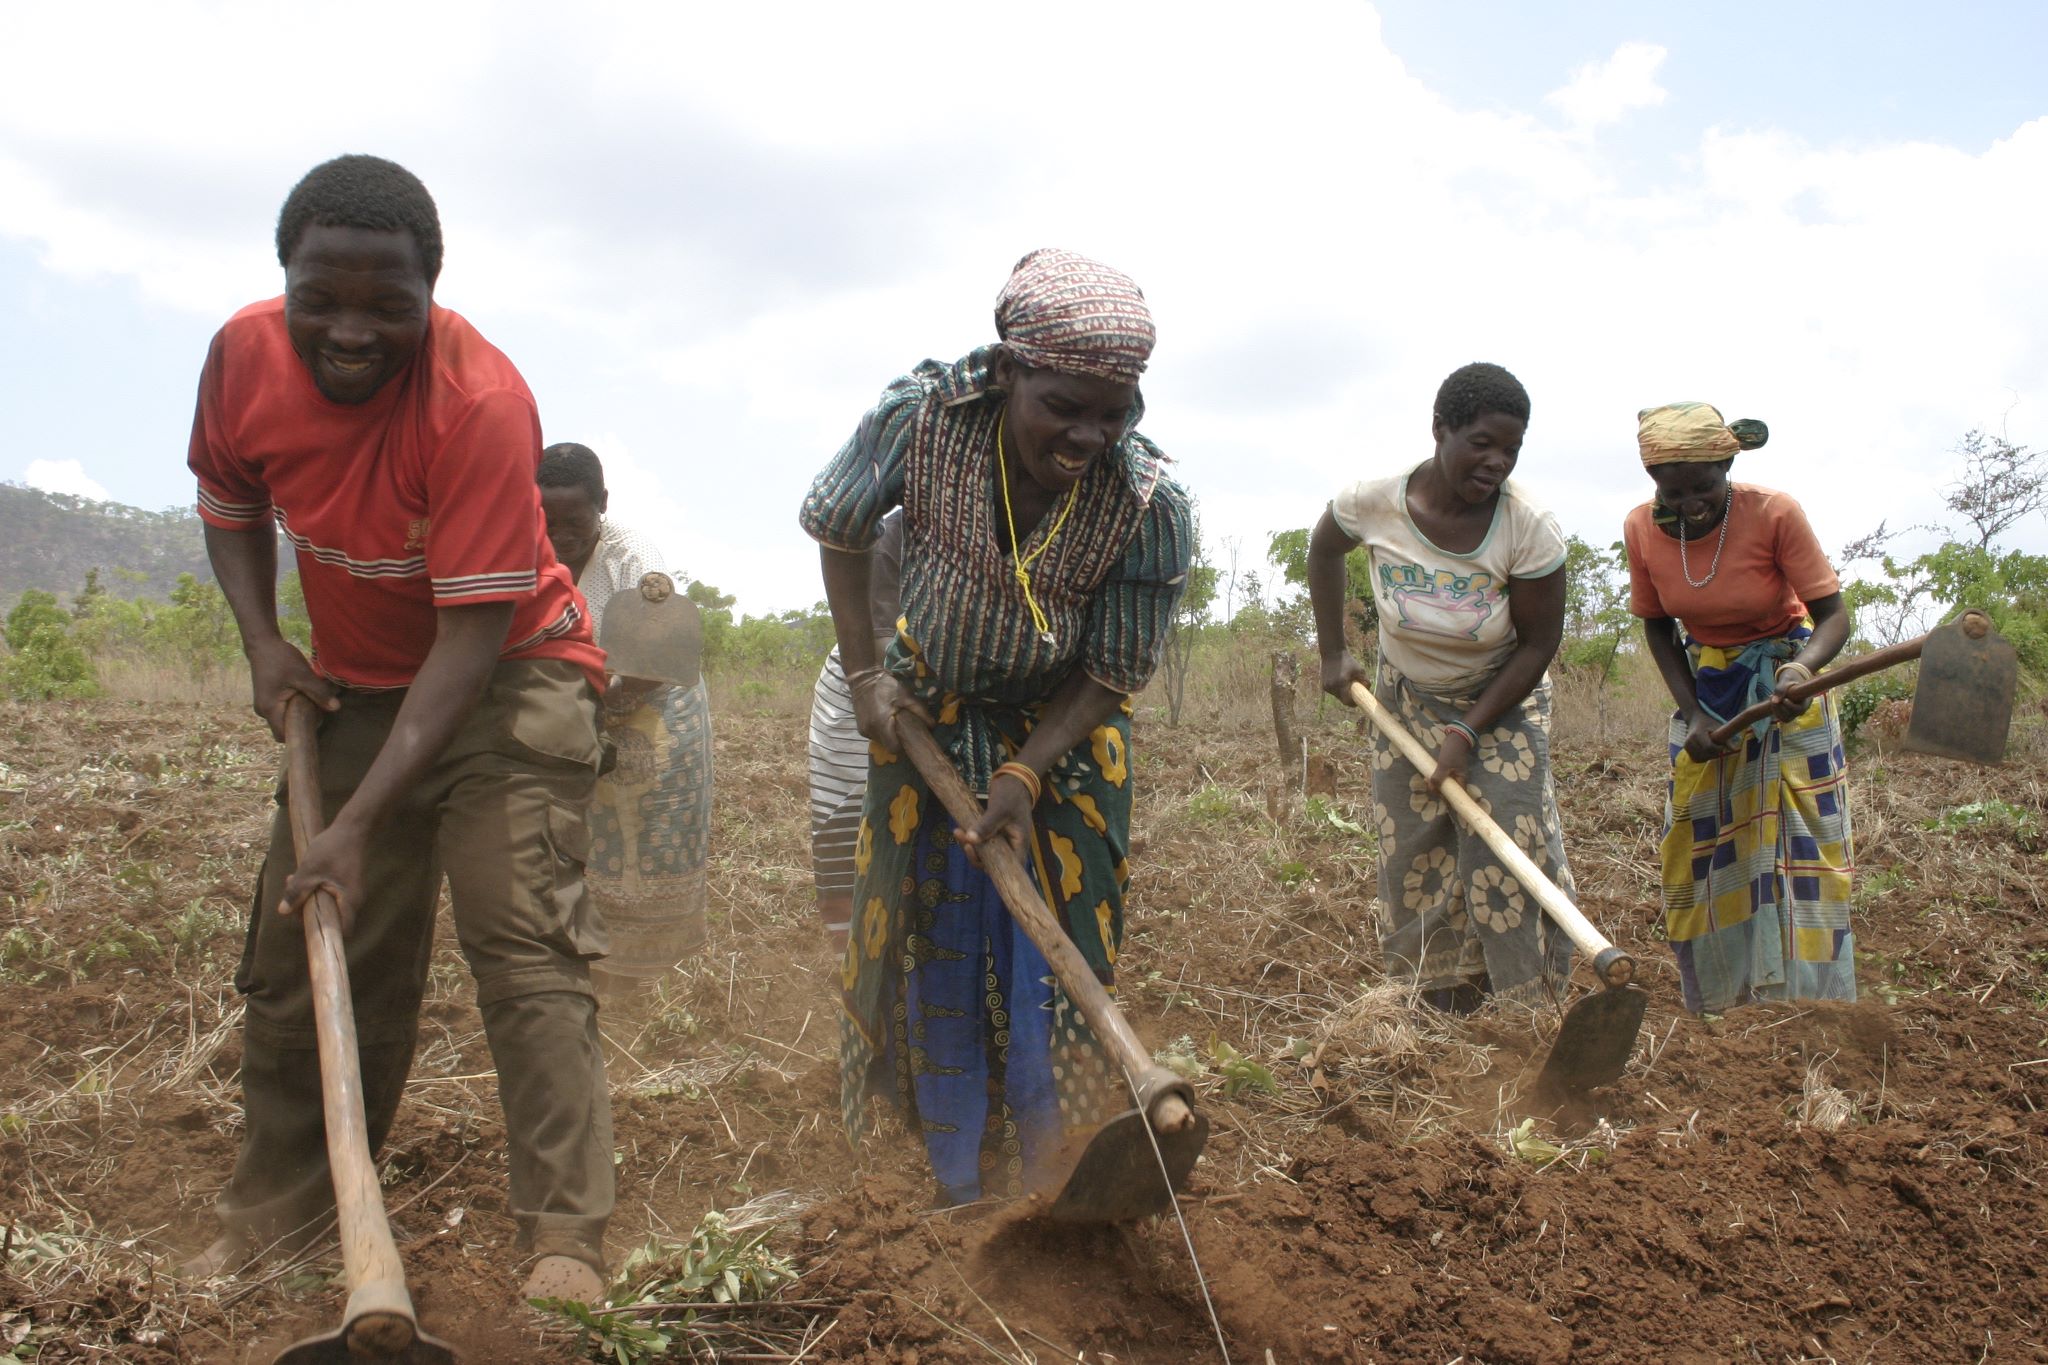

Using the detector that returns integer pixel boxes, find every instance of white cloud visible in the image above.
[0,5,2042,618]
[23,459,110,501]
[1546,42,1669,132]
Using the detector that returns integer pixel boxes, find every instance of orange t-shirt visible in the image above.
[1623,484,1840,646]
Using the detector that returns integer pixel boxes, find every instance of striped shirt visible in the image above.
[800,347,1191,783]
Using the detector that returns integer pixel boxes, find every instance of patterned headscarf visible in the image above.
[993,248,1154,385]
[1637,402,1769,467]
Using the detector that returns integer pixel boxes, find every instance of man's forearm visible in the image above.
[203,522,283,652]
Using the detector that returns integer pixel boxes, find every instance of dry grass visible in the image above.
[93,658,247,707]
[7,634,2048,1360]
[1798,1055,1858,1131]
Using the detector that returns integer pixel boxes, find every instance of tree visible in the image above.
[1945,429,2046,549]
[1266,526,1377,645]
[1157,507,1220,726]
[3,590,100,700]
[72,568,108,619]
[4,589,68,652]
[1558,536,1636,680]
[151,573,243,668]
[1837,426,2048,667]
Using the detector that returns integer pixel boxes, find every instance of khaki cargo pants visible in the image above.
[218,660,615,1270]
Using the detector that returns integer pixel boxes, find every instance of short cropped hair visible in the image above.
[1433,362,1531,431]
[538,443,607,505]
[275,154,444,284]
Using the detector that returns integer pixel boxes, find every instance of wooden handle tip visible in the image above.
[1152,1093,1196,1134]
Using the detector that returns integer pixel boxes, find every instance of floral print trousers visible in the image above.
[1369,662,1575,1006]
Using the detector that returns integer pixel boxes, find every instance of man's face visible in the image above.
[282,224,432,404]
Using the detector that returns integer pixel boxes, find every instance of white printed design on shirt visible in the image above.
[1380,563,1500,641]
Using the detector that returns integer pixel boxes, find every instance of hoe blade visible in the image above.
[271,1323,458,1364]
[1533,986,1648,1107]
[1037,1105,1211,1223]
[599,573,703,687]
[1903,614,2017,766]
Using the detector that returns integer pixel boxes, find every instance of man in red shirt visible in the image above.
[185,154,612,1303]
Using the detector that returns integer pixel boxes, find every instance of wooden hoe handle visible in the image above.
[1346,681,1634,988]
[895,716,1196,1134]
[282,695,425,1355]
[1706,633,1929,746]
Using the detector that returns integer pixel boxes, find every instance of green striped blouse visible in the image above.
[801,346,1192,786]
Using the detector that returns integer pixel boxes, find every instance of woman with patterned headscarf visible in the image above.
[1623,403,1856,1014]
[800,249,1192,1205]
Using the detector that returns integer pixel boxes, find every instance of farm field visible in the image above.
[2,683,2046,1363]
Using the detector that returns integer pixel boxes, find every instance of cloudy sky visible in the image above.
[4,1,2044,613]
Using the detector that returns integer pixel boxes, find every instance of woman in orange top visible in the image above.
[1622,403,1856,1014]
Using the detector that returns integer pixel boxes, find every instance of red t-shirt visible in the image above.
[1623,483,1841,646]
[188,298,604,693]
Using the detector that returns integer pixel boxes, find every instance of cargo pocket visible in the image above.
[501,663,605,772]
[539,800,608,961]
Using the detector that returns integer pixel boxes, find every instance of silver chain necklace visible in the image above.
[1678,484,1734,589]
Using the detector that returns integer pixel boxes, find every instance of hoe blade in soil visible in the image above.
[1533,985,1649,1107]
[1038,1105,1212,1223]
[271,1321,458,1364]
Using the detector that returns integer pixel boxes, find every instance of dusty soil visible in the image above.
[2,688,2046,1363]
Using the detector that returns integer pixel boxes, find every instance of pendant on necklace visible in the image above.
[1039,629,1057,648]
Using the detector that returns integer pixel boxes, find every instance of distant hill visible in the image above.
[0,483,216,606]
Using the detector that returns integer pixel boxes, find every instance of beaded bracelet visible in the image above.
[993,761,1043,804]
[1444,719,1480,748]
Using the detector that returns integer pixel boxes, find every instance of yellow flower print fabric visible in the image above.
[839,629,1138,1171]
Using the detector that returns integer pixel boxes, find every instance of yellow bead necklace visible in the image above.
[995,409,1078,647]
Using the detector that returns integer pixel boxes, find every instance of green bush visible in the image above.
[3,592,100,700]
[1837,671,1912,737]
[4,590,69,652]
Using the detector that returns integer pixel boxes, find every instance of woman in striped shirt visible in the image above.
[799,249,1192,1205]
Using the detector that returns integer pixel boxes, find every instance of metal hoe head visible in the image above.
[1903,611,2017,766]
[1532,985,1649,1108]
[599,572,703,687]
[270,1312,457,1364]
[1035,1103,1211,1223]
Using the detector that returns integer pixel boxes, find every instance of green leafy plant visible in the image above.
[79,923,161,973]
[2,591,100,701]
[1273,857,1313,889]
[1927,799,2036,837]
[0,927,56,981]
[531,1299,671,1365]
[1302,794,1368,838]
[534,1207,796,1361]
[1837,671,1913,737]
[1185,784,1239,821]
[1205,1037,1278,1097]
[171,899,240,951]
[1154,1034,1206,1082]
